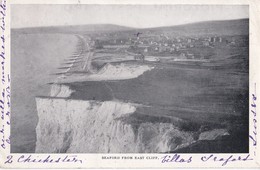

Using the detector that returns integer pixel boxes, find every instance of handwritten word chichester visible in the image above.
[5,155,83,164]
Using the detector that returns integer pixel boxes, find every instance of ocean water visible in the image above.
[11,32,78,153]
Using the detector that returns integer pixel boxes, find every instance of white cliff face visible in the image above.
[94,63,153,80]
[35,98,137,153]
[35,97,197,153]
[56,63,154,83]
[199,129,229,140]
[50,84,75,97]
[136,123,195,153]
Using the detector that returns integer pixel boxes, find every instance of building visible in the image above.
[186,53,195,59]
[170,48,175,52]
[203,41,210,46]
[179,53,187,59]
[210,36,222,43]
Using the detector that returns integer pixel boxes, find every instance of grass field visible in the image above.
[67,45,249,152]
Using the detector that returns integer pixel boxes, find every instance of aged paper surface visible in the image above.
[0,0,260,168]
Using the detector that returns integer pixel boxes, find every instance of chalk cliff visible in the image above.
[35,97,200,153]
[35,62,229,153]
[50,84,75,97]
[56,63,154,83]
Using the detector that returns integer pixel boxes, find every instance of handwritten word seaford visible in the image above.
[250,83,257,155]
[161,154,253,166]
[201,154,253,166]
[5,155,83,164]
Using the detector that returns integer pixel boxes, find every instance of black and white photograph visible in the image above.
[10,4,249,155]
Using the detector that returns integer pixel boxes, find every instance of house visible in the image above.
[186,53,195,59]
[230,41,236,45]
[210,36,223,43]
[170,48,175,52]
[203,41,210,46]
[189,44,194,48]
[210,37,216,42]
[159,46,168,52]
[179,53,187,59]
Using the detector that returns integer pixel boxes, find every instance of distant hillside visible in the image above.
[12,19,248,36]
[143,18,249,36]
[12,24,134,34]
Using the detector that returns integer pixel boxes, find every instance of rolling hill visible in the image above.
[12,18,248,36]
[12,24,134,34]
[144,18,249,36]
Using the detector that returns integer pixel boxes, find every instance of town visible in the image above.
[88,31,248,64]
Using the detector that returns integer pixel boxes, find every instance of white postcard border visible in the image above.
[0,0,259,168]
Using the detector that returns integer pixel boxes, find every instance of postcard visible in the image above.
[0,0,260,168]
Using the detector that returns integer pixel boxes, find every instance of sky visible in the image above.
[11,5,249,28]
